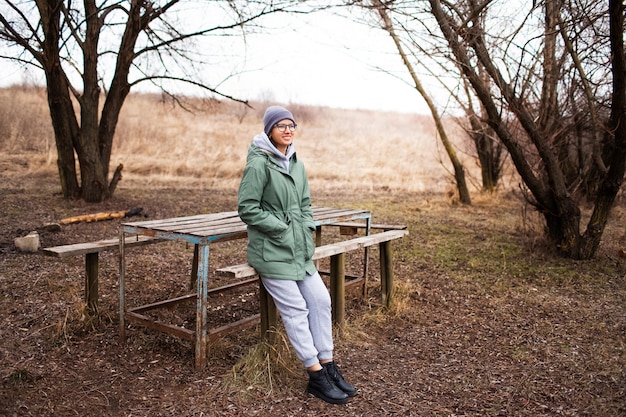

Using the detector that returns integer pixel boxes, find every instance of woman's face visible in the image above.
[270,118,296,151]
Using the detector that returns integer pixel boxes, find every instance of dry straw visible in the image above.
[0,86,475,194]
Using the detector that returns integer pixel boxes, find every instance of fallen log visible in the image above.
[59,208,143,225]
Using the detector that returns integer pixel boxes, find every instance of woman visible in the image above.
[237,105,357,404]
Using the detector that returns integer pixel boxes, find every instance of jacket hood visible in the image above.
[252,132,295,171]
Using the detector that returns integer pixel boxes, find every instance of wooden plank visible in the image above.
[217,264,258,279]
[43,235,162,258]
[216,229,409,279]
[312,239,365,258]
[186,224,247,238]
[154,217,245,236]
[121,207,371,242]
[208,314,261,341]
[313,229,408,258]
[129,293,197,313]
[123,211,238,228]
[329,222,407,230]
[127,310,261,342]
[125,312,195,341]
[208,231,248,244]
[345,277,364,289]
[123,212,245,237]
[311,209,371,225]
[311,207,369,220]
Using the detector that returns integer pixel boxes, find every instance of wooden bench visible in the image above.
[327,222,407,236]
[313,222,407,288]
[43,235,162,313]
[216,229,408,340]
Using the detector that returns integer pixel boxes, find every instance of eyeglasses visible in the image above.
[274,123,297,132]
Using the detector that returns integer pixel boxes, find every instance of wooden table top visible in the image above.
[121,206,370,243]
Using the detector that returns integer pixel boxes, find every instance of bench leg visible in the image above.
[85,252,99,315]
[380,241,393,307]
[330,253,346,327]
[314,225,322,270]
[259,279,277,343]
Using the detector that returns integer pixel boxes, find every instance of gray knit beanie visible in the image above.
[263,106,296,136]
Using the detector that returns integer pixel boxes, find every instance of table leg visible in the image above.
[85,252,99,315]
[119,230,126,342]
[362,217,371,299]
[190,244,199,290]
[195,243,209,370]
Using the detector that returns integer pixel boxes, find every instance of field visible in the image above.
[0,86,625,416]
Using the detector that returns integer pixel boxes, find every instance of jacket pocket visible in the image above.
[267,211,290,239]
[262,224,295,262]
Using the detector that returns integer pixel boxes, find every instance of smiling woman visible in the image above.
[237,104,358,404]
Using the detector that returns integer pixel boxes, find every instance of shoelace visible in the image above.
[326,363,343,380]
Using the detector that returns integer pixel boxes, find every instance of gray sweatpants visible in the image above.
[260,271,333,368]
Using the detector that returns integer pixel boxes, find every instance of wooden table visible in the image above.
[119,207,371,369]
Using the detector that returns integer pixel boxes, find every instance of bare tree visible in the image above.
[372,0,472,204]
[359,0,507,199]
[0,0,296,202]
[426,0,624,259]
[456,4,505,193]
[463,103,505,193]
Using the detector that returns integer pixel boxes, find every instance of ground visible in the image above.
[1,171,625,416]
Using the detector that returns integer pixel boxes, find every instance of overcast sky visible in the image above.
[219,10,430,114]
[0,6,431,115]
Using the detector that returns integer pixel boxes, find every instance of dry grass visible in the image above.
[0,84,478,194]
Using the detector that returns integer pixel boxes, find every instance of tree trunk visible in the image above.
[39,0,81,199]
[39,0,141,202]
[46,74,81,199]
[375,0,471,204]
[537,0,560,133]
[467,109,501,193]
[543,196,581,257]
[77,0,110,202]
[545,0,625,259]
[577,0,626,259]
[465,0,502,193]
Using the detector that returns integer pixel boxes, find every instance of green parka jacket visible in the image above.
[237,139,317,280]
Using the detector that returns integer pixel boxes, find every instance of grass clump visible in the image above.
[221,328,302,399]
